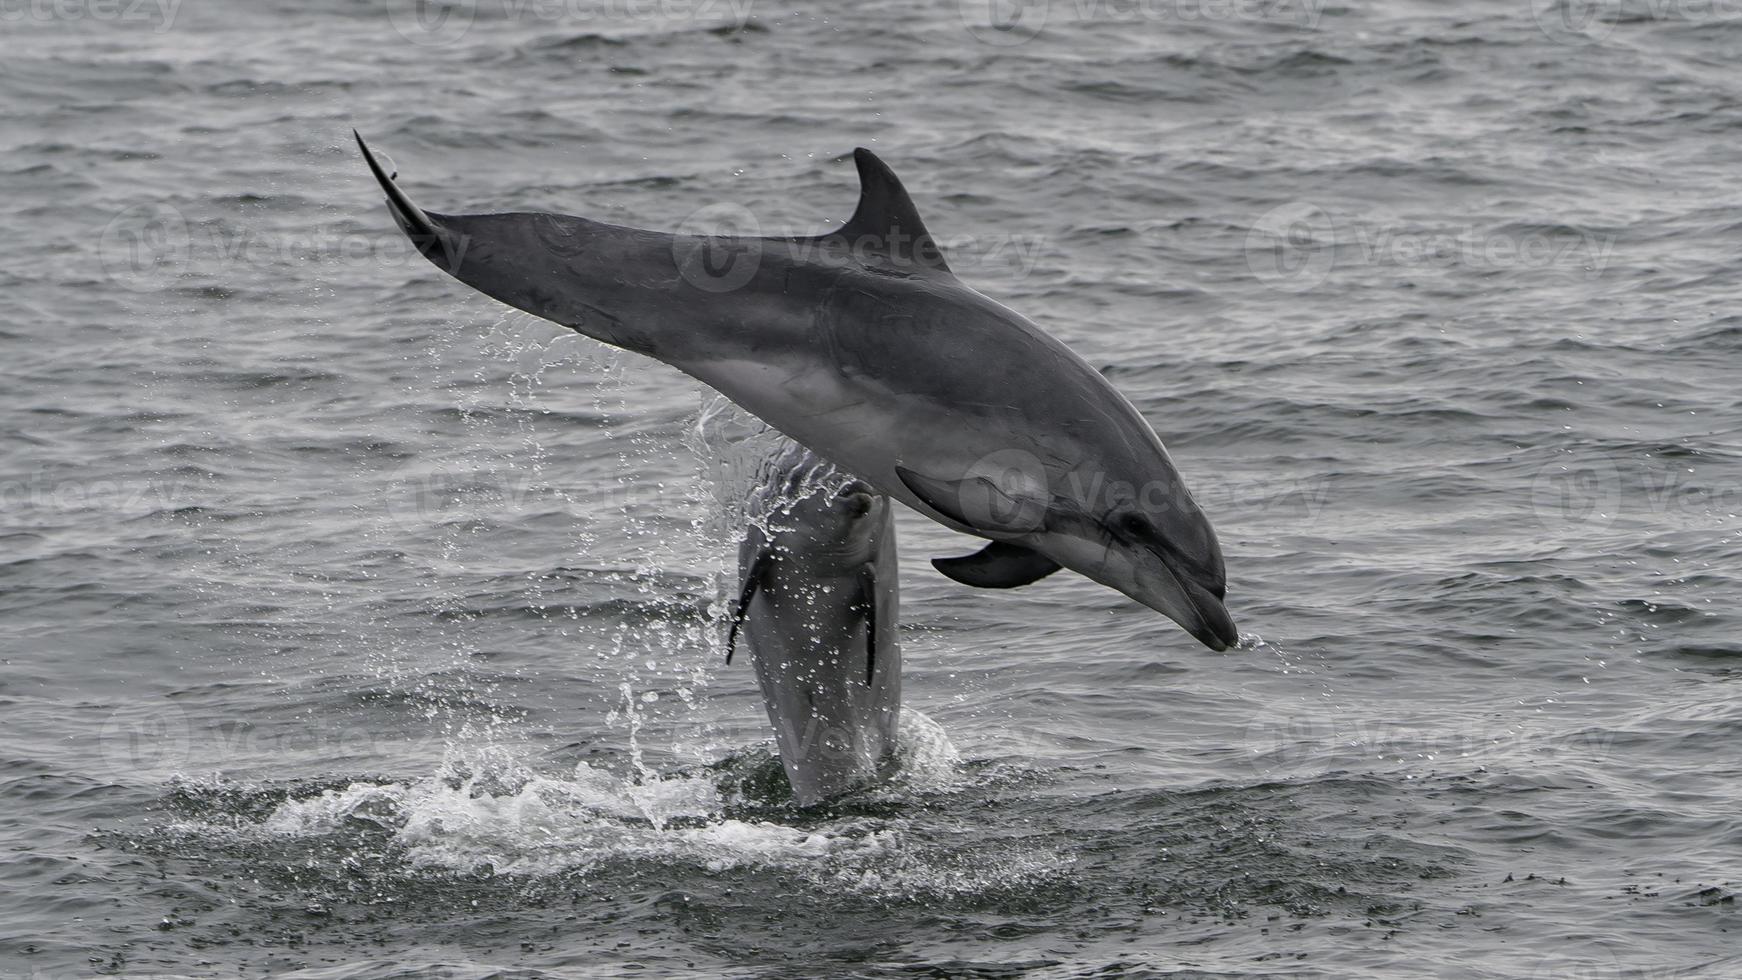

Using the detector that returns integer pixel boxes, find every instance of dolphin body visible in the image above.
[726,440,900,806]
[356,133,1237,650]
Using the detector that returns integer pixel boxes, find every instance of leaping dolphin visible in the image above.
[726,440,900,806]
[355,132,1238,650]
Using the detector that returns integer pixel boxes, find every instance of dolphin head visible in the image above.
[1036,466,1236,651]
[748,442,888,571]
[897,442,1237,652]
[763,477,886,567]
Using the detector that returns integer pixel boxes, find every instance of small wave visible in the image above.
[530,32,630,50]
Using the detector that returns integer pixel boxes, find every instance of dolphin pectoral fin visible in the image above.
[817,148,950,274]
[895,464,1064,588]
[726,552,771,665]
[931,540,1062,589]
[856,565,878,686]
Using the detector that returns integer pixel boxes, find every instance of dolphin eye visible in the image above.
[1118,513,1148,539]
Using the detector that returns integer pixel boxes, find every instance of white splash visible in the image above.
[238,709,1064,895]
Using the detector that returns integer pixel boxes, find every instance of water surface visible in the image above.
[3,1,1740,976]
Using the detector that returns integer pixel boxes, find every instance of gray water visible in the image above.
[4,0,1741,976]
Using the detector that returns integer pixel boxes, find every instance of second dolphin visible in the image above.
[727,440,900,806]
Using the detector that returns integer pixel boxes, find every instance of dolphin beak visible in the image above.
[1176,576,1238,652]
[1038,529,1239,651]
[1132,555,1238,652]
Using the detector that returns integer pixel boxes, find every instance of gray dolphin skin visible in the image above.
[726,440,900,806]
[355,132,1237,650]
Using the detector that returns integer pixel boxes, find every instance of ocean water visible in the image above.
[4,0,1741,976]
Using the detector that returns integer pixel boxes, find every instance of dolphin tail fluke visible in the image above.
[354,130,460,270]
[354,133,682,357]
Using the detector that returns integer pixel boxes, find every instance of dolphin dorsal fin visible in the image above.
[833,148,950,274]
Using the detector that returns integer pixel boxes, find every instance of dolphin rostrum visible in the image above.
[727,439,900,805]
[356,132,1238,650]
